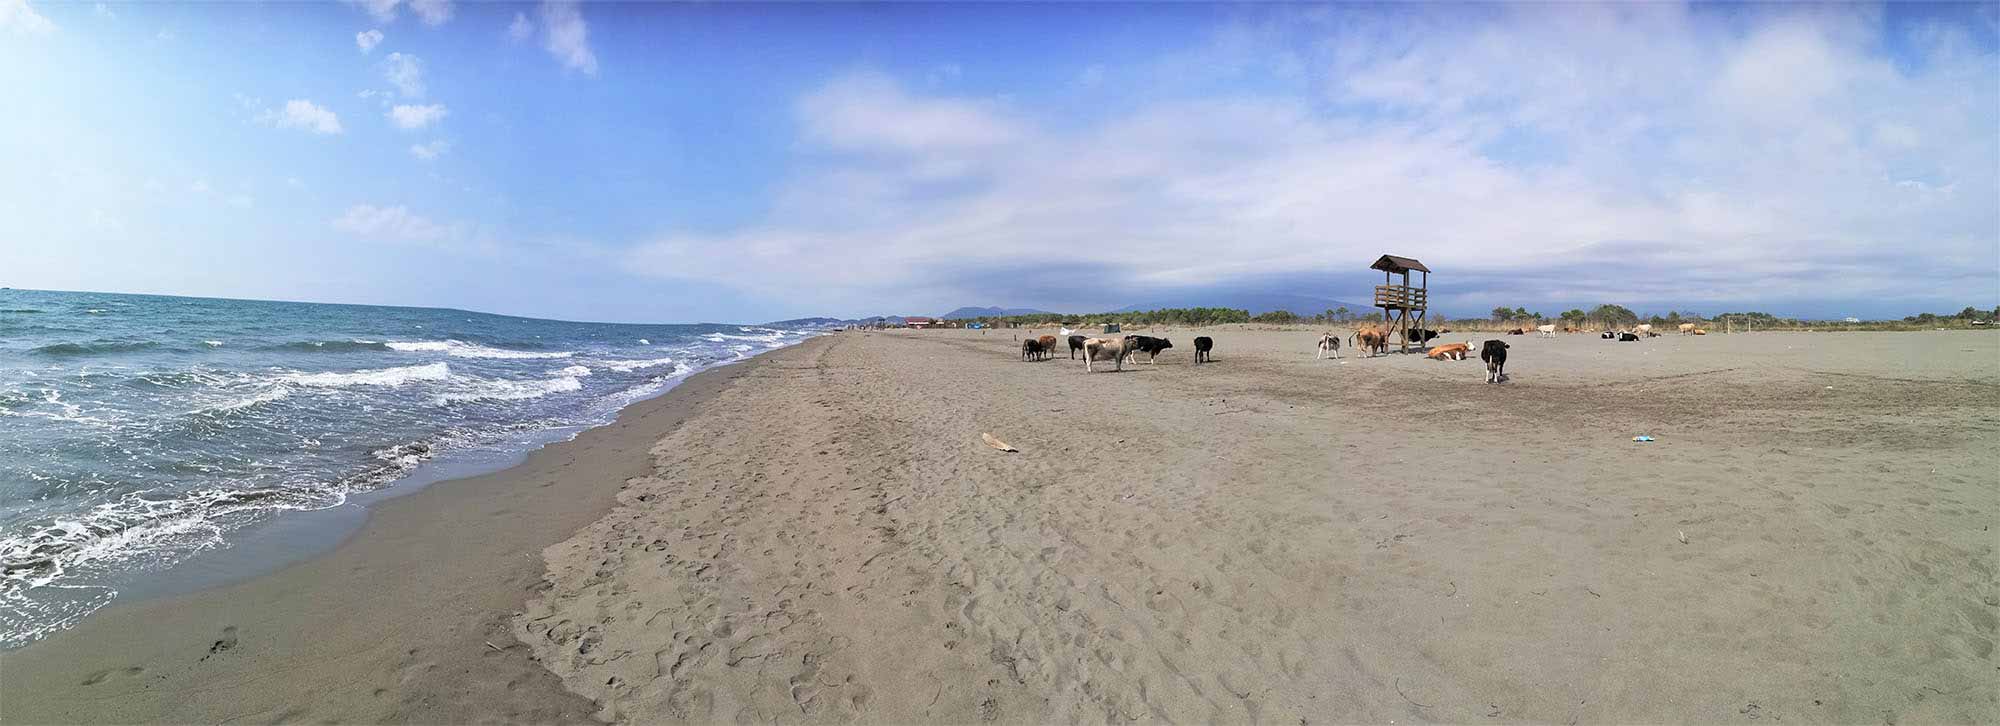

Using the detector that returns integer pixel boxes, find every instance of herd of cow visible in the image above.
[1017,318,1708,384]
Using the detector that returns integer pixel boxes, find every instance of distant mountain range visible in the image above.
[1113,292,1367,316]
[938,306,1059,319]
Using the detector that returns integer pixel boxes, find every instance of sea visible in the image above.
[0,288,822,647]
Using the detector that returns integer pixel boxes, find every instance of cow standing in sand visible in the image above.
[1350,327,1389,357]
[1083,336,1137,372]
[1316,333,1341,359]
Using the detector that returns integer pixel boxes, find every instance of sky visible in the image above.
[2,1,1996,323]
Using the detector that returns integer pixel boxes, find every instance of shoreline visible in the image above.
[0,336,832,723]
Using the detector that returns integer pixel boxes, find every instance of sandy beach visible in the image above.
[6,327,1997,723]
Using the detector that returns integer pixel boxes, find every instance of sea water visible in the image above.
[0,289,820,646]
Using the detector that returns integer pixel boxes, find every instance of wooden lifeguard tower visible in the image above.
[1370,254,1430,353]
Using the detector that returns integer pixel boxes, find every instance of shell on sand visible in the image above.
[981,433,1018,452]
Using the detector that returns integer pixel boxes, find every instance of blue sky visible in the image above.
[2,1,1995,323]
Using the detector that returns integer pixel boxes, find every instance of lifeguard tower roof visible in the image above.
[1370,255,1430,274]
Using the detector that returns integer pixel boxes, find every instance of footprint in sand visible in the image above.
[80,665,144,685]
[199,626,239,661]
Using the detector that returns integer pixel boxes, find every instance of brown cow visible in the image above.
[1350,326,1389,357]
[1037,335,1058,358]
[1426,342,1471,360]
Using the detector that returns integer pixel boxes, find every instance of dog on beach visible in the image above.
[1316,333,1341,359]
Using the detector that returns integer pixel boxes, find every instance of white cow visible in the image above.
[1536,324,1556,338]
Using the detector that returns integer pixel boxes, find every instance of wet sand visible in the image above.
[5,328,1996,724]
[0,351,789,724]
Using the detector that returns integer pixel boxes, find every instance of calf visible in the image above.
[1619,332,1641,342]
[1128,335,1173,363]
[1068,335,1087,359]
[1316,333,1341,359]
[1083,335,1138,372]
[1480,340,1509,383]
[1426,342,1471,360]
[1193,336,1214,364]
[1020,338,1046,361]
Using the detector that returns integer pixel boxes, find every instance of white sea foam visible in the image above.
[282,362,451,388]
[637,339,650,345]
[190,386,290,415]
[202,340,224,347]
[551,365,592,377]
[433,375,583,405]
[385,340,573,359]
[605,356,675,372]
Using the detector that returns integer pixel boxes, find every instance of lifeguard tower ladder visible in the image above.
[1371,254,1430,353]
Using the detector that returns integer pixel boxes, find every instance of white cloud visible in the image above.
[409,139,452,161]
[355,28,383,53]
[506,11,532,42]
[407,0,451,26]
[256,99,345,135]
[622,10,1999,316]
[538,0,597,75]
[389,103,448,129]
[352,0,400,24]
[91,2,113,20]
[380,52,424,97]
[1,0,56,35]
[332,204,457,242]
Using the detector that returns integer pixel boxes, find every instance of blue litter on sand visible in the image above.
[1632,435,1655,442]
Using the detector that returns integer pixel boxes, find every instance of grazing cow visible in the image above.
[1083,335,1137,372]
[1020,338,1046,361]
[1480,340,1509,383]
[1316,332,1342,359]
[1193,336,1214,363]
[1067,335,1088,359]
[1635,324,1653,336]
[1128,335,1174,364]
[1426,342,1471,360]
[1678,323,1697,335]
[1619,332,1641,342]
[1536,324,1556,338]
[1351,327,1389,356]
[1037,335,1059,356]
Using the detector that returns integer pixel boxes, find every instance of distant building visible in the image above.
[1844,317,1861,323]
[905,317,936,329]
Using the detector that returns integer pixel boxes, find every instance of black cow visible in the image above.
[1068,335,1087,359]
[1480,340,1509,384]
[1020,338,1046,361]
[1619,332,1641,342]
[1193,336,1214,364]
[1600,331,1618,339]
[1406,328,1446,345]
[1128,335,1173,364]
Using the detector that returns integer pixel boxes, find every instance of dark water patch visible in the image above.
[0,309,44,314]
[30,341,162,357]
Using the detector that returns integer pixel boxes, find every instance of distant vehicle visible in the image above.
[1843,317,1861,323]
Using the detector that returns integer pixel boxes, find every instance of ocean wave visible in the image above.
[433,375,583,405]
[386,340,573,359]
[31,341,160,357]
[261,340,391,353]
[202,340,224,347]
[605,356,676,372]
[281,362,451,388]
[188,386,291,417]
[551,365,592,377]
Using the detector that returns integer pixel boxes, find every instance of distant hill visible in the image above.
[1113,292,1366,316]
[763,316,846,327]
[939,306,1059,319]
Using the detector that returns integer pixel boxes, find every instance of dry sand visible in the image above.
[5,328,1995,724]
[517,327,1999,723]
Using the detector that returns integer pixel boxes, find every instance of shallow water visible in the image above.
[0,289,819,646]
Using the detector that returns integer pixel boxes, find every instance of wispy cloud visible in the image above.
[380,51,425,97]
[409,139,452,161]
[624,9,1999,315]
[389,103,448,130]
[537,0,597,75]
[255,99,345,135]
[407,0,451,27]
[355,28,382,53]
[1,0,56,35]
[332,203,457,242]
[506,11,532,42]
[91,2,113,20]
